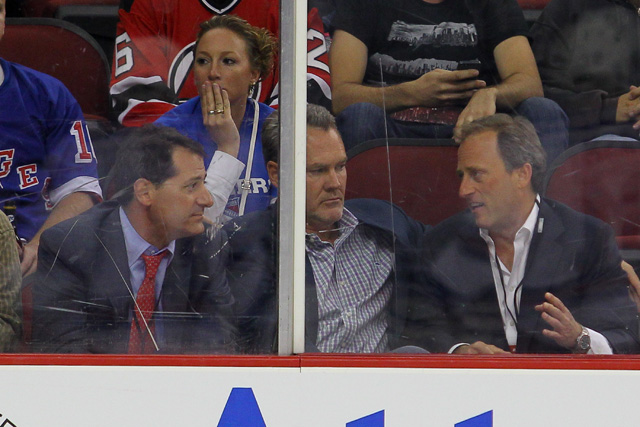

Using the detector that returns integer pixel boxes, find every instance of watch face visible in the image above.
[577,332,591,351]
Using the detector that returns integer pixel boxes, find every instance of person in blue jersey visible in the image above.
[156,15,277,223]
[0,0,102,276]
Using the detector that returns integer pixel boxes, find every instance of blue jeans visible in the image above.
[336,97,569,164]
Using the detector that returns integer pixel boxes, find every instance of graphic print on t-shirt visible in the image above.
[368,21,479,81]
[388,21,477,47]
[369,21,480,85]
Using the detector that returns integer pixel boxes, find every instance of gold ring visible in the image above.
[207,110,216,115]
[214,109,224,114]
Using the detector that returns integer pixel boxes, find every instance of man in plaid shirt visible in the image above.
[223,104,428,354]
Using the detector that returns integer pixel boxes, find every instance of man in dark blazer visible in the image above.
[31,126,236,354]
[402,114,639,354]
[223,105,428,354]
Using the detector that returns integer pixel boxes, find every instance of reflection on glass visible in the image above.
[31,126,236,354]
[399,115,639,355]
[0,210,21,351]
[2,0,640,359]
[220,111,280,354]
[0,0,105,351]
[153,15,278,224]
[2,0,289,355]
[328,0,640,355]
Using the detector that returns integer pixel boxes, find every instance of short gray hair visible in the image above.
[261,104,338,165]
[306,103,337,131]
[458,114,547,193]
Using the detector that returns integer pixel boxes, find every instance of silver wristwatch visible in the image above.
[573,326,591,354]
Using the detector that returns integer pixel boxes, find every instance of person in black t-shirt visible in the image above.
[531,0,640,144]
[330,0,568,163]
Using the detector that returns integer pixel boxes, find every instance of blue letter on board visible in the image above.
[217,388,266,427]
[455,410,493,427]
[346,410,384,427]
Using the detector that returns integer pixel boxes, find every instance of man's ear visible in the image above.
[515,163,533,189]
[267,160,279,188]
[133,178,155,206]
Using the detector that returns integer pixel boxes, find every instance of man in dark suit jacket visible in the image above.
[31,126,236,354]
[402,114,639,354]
[223,104,428,354]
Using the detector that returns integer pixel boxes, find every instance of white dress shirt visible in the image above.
[452,196,612,354]
[204,151,245,224]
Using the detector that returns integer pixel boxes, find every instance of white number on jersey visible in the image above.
[0,149,15,179]
[115,32,134,77]
[70,121,94,163]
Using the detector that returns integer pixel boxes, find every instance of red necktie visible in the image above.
[128,251,167,354]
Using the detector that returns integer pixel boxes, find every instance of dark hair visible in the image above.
[458,114,547,193]
[261,104,338,165]
[261,110,280,165]
[195,14,276,82]
[109,125,205,205]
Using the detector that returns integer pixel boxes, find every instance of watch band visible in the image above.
[573,326,591,354]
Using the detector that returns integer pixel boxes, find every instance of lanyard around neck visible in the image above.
[238,98,260,216]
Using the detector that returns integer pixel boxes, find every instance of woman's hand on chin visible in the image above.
[200,81,240,158]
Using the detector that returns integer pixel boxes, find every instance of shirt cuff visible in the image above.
[204,151,245,223]
[448,343,470,354]
[586,328,613,355]
[48,176,103,208]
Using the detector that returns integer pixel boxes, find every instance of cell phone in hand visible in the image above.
[456,61,484,85]
[457,61,482,72]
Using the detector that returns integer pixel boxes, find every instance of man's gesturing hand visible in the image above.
[535,292,582,349]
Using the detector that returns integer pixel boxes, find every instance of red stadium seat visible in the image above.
[0,18,111,120]
[23,0,119,17]
[617,235,640,250]
[543,140,640,240]
[23,1,120,69]
[346,139,465,226]
[517,0,551,9]
[517,0,550,25]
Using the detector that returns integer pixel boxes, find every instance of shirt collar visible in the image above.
[519,195,540,239]
[119,207,175,268]
[306,207,359,245]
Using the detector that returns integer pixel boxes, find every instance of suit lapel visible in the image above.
[516,200,565,352]
[161,240,193,314]
[304,255,320,350]
[91,207,133,319]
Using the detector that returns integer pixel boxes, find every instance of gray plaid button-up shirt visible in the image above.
[306,208,393,353]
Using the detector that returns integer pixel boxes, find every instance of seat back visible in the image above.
[24,0,119,18]
[517,0,550,9]
[0,18,111,119]
[517,0,550,25]
[346,139,465,226]
[543,140,640,238]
